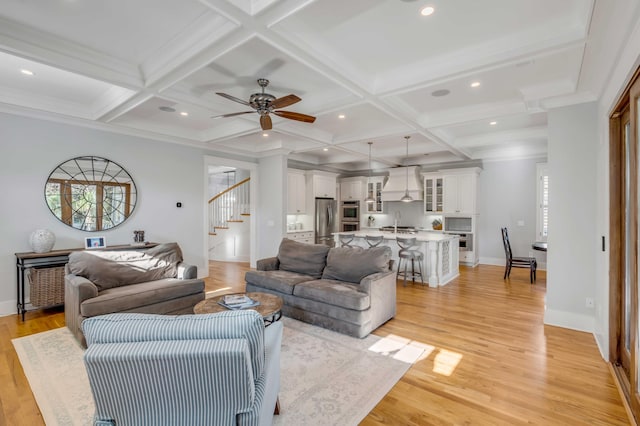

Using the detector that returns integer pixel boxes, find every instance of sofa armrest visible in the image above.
[177,262,197,279]
[256,257,279,271]
[65,274,99,345]
[359,270,397,326]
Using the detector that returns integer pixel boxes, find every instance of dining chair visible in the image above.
[501,227,537,283]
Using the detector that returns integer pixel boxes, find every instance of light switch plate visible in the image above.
[517,220,525,226]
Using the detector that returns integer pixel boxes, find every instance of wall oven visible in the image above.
[341,201,360,222]
[341,222,360,232]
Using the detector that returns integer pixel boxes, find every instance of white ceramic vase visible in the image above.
[29,229,56,253]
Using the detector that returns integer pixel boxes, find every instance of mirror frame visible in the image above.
[44,156,137,232]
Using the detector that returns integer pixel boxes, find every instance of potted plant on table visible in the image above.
[432,218,443,230]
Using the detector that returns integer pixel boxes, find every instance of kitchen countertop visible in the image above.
[333,230,458,242]
[287,229,313,233]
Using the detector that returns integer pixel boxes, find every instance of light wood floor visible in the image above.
[0,263,630,425]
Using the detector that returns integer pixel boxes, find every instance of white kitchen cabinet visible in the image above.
[287,170,306,214]
[365,177,384,213]
[313,174,337,199]
[424,175,443,213]
[442,170,479,215]
[340,179,363,201]
[287,230,314,244]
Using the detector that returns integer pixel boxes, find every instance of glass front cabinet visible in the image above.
[424,175,443,213]
[366,177,384,213]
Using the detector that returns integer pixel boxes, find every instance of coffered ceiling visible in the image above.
[0,0,635,172]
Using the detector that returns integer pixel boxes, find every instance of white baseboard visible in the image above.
[544,308,595,333]
[0,299,17,317]
[479,257,547,271]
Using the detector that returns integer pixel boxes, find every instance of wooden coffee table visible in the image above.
[193,292,283,326]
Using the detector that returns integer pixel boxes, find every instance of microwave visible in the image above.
[444,216,472,232]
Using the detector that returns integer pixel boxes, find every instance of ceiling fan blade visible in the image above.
[211,111,254,119]
[273,110,316,123]
[270,94,301,109]
[216,92,251,107]
[260,115,272,130]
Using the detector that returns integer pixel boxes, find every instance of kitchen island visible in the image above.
[333,231,459,287]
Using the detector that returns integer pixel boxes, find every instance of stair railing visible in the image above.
[208,177,250,233]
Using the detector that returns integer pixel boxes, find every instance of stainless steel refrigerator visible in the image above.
[315,198,337,246]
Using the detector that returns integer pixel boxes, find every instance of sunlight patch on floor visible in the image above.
[368,333,463,375]
[205,288,232,298]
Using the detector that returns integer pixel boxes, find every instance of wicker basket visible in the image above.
[28,266,65,307]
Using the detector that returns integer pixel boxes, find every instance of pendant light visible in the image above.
[400,135,413,203]
[365,141,376,204]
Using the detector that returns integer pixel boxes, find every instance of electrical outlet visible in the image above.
[585,297,594,308]
[529,251,534,258]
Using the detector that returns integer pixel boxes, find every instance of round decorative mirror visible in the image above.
[44,156,137,231]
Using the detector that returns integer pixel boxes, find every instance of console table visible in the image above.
[15,243,157,320]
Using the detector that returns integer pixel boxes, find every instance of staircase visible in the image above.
[208,178,250,262]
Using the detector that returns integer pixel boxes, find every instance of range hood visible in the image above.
[381,166,423,202]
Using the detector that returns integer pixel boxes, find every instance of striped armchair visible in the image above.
[82,310,282,426]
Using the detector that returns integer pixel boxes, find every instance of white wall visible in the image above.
[0,113,208,316]
[256,154,287,259]
[545,102,598,333]
[477,158,546,268]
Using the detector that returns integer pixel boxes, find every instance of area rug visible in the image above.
[13,318,424,426]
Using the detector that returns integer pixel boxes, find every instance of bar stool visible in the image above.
[365,235,384,248]
[339,234,356,247]
[396,236,424,286]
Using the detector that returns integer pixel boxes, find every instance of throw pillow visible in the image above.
[277,238,330,278]
[322,246,391,283]
[67,242,184,291]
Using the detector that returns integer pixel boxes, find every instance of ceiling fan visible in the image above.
[212,78,316,130]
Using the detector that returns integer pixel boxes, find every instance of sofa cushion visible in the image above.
[80,278,204,317]
[293,279,370,311]
[321,246,391,284]
[277,239,330,279]
[245,270,314,295]
[68,243,183,291]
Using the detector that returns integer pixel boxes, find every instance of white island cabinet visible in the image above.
[333,231,459,287]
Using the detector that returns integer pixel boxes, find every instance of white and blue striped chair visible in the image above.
[82,310,283,426]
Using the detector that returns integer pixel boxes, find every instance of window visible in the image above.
[536,163,548,241]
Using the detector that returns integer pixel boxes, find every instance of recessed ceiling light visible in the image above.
[338,114,345,119]
[323,148,329,152]
[20,69,34,76]
[158,106,176,113]
[490,121,497,126]
[180,112,188,116]
[420,6,435,16]
[470,81,481,88]
[431,89,450,97]
[262,133,269,137]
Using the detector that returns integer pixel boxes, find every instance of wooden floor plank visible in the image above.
[0,262,629,425]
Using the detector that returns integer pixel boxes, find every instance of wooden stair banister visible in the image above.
[208,177,250,233]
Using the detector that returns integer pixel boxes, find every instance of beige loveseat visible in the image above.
[245,238,396,338]
[65,242,205,346]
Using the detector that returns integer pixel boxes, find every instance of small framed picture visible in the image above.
[85,236,107,250]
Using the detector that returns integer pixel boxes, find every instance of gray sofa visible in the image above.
[65,242,205,347]
[245,238,396,338]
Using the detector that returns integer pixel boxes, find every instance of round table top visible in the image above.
[193,292,283,318]
[532,241,547,252]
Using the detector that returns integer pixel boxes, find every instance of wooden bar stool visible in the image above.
[396,236,424,286]
[365,235,384,248]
